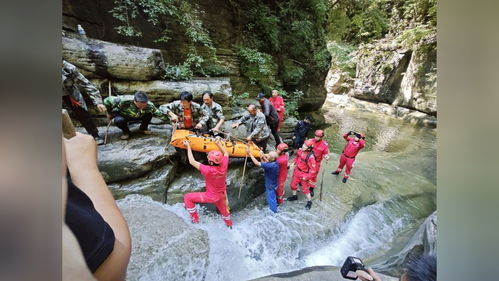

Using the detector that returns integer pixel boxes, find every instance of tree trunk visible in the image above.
[62,34,165,81]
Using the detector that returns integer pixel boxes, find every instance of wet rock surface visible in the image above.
[96,128,176,183]
[324,94,436,128]
[117,195,210,281]
[251,266,398,281]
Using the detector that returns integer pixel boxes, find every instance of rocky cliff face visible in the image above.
[62,0,328,113]
[325,31,436,117]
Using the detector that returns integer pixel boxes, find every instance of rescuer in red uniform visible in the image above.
[331,131,365,183]
[275,143,289,205]
[287,139,317,209]
[182,139,233,228]
[309,130,330,197]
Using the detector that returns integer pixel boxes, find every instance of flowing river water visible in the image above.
[120,102,436,281]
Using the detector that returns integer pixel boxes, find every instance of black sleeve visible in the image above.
[65,173,115,272]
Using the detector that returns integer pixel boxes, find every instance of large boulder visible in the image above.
[117,195,210,281]
[62,33,165,81]
[90,77,233,107]
[374,211,437,276]
[109,163,177,202]
[166,158,266,212]
[393,34,437,115]
[351,39,411,104]
[97,128,176,183]
[251,266,398,281]
[340,31,436,116]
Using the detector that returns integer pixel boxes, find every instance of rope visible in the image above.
[238,155,248,199]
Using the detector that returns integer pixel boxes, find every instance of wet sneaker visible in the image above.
[287,195,298,201]
[120,133,130,140]
[331,171,340,175]
[139,129,153,135]
[310,187,315,197]
[94,136,104,145]
[342,177,348,183]
[305,201,312,210]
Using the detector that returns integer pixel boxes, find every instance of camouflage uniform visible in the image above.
[103,95,167,134]
[201,101,225,130]
[237,111,271,152]
[159,100,209,129]
[62,60,103,138]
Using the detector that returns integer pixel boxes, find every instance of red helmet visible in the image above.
[207,150,223,164]
[277,143,289,151]
[304,139,314,148]
[314,130,324,137]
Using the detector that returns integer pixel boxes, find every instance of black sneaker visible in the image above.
[287,195,298,201]
[305,201,312,209]
[94,136,104,145]
[331,171,340,175]
[342,177,348,183]
[310,187,315,197]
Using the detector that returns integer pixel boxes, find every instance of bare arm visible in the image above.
[246,145,261,167]
[183,140,201,170]
[215,139,228,156]
[63,133,131,281]
[214,118,225,132]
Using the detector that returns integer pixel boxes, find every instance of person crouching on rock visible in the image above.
[103,91,167,140]
[331,131,365,183]
[287,139,317,209]
[182,139,233,228]
[276,143,289,205]
[247,148,280,213]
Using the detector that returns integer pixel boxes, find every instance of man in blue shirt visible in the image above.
[247,148,280,213]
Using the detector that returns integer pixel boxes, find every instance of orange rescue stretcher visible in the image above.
[170,129,262,158]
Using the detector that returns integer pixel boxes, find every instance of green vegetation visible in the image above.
[229,0,331,93]
[230,92,250,107]
[279,89,304,119]
[327,42,356,78]
[109,0,215,80]
[237,47,278,92]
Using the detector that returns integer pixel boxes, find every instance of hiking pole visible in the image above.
[104,80,112,144]
[225,191,231,212]
[238,155,248,199]
[319,159,328,202]
[62,109,76,139]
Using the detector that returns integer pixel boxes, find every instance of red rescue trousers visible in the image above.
[290,169,312,194]
[276,178,286,205]
[184,191,233,227]
[335,154,355,178]
[309,162,323,188]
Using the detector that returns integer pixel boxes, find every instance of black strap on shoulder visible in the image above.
[298,150,315,173]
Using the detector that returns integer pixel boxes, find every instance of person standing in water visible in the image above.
[276,143,289,205]
[331,131,365,183]
[308,130,330,196]
[182,139,233,228]
[287,139,317,209]
[247,148,280,213]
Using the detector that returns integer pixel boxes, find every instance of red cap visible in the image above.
[207,150,224,164]
[314,130,324,137]
[277,143,289,151]
[304,139,314,148]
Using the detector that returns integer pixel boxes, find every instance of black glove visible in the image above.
[355,133,361,139]
[347,131,354,136]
